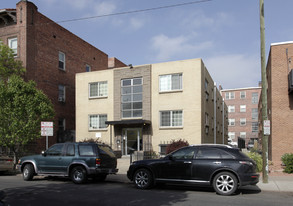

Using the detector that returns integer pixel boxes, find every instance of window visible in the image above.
[8,37,17,56]
[225,92,235,100]
[228,132,235,140]
[252,122,258,132]
[66,144,75,156]
[240,118,246,126]
[172,147,195,160]
[89,81,108,98]
[196,148,234,159]
[240,91,246,99]
[228,105,235,113]
[240,105,246,112]
[228,119,235,126]
[86,64,91,72]
[159,144,168,155]
[58,85,66,102]
[252,108,258,120]
[240,132,246,139]
[79,145,95,156]
[159,73,182,92]
[89,114,107,130]
[160,110,183,127]
[59,51,65,70]
[252,92,259,104]
[121,78,143,118]
[46,144,64,156]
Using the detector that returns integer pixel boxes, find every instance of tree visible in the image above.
[0,44,25,80]
[0,75,55,166]
[166,139,189,154]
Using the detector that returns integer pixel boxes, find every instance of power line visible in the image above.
[56,0,213,24]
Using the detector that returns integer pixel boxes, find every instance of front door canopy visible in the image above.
[105,119,151,126]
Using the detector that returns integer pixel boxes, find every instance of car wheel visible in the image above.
[213,172,238,196]
[134,168,153,189]
[71,166,87,184]
[23,164,34,181]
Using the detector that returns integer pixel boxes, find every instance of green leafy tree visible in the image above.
[0,75,55,167]
[0,43,25,80]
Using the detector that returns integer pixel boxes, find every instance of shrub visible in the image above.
[281,153,293,174]
[166,139,189,154]
[247,151,263,172]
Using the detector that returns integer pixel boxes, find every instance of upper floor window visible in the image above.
[240,105,246,112]
[240,91,246,99]
[59,51,65,70]
[89,81,108,98]
[159,73,182,92]
[252,92,259,104]
[228,132,235,140]
[240,132,246,139]
[252,122,258,132]
[8,37,17,56]
[86,64,91,72]
[228,119,235,126]
[240,118,246,126]
[160,110,183,128]
[225,92,235,100]
[89,114,107,130]
[58,85,66,102]
[121,77,143,118]
[228,105,235,113]
[252,108,258,120]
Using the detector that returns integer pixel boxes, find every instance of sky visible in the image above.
[1,0,293,89]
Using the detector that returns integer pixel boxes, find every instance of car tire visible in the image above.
[213,172,238,196]
[23,164,34,181]
[71,166,87,184]
[134,168,153,189]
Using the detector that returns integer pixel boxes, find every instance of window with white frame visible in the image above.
[252,122,258,132]
[159,73,182,92]
[89,114,107,130]
[8,37,17,56]
[240,132,246,139]
[86,64,91,72]
[228,119,235,126]
[228,132,235,140]
[240,105,246,112]
[59,51,65,70]
[252,108,258,120]
[160,110,183,127]
[225,92,235,100]
[252,92,259,104]
[89,81,108,98]
[240,91,246,99]
[240,118,246,126]
[121,77,143,118]
[228,105,235,113]
[58,85,66,102]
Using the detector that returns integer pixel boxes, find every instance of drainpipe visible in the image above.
[214,82,217,144]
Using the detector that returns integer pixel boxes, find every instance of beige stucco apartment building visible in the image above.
[76,58,228,155]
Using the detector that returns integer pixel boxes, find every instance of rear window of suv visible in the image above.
[98,145,116,158]
[79,145,95,156]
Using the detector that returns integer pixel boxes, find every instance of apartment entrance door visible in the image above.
[122,128,142,155]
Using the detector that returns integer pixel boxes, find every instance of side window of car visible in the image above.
[66,144,75,156]
[196,148,221,159]
[46,144,64,156]
[79,145,95,156]
[172,147,195,160]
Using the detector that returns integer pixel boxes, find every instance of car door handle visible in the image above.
[184,161,192,164]
[213,161,221,164]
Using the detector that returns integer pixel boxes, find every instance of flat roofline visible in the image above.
[271,41,293,46]
[221,87,261,92]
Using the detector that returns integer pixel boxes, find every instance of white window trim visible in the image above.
[240,118,246,126]
[58,85,66,102]
[240,91,246,99]
[240,105,246,112]
[228,119,235,126]
[8,37,17,56]
[88,114,108,131]
[86,64,91,72]
[159,110,183,129]
[159,73,183,93]
[59,51,66,71]
[228,105,235,113]
[89,81,108,99]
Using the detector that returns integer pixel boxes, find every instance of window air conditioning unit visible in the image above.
[58,97,65,102]
[288,69,293,94]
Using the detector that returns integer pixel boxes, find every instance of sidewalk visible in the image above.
[108,156,293,192]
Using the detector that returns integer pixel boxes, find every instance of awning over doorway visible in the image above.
[105,119,151,126]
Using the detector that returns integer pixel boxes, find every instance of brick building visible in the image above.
[0,0,125,152]
[260,41,293,169]
[221,87,261,148]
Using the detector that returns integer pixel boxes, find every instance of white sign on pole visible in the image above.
[41,122,54,136]
[264,120,270,135]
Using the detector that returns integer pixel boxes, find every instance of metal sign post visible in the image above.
[41,122,54,149]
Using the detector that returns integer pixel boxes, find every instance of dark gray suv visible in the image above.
[17,142,118,184]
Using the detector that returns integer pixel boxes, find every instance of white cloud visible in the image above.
[150,34,213,61]
[129,18,144,30]
[205,54,261,89]
[93,1,116,16]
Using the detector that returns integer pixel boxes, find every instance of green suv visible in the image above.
[17,142,118,184]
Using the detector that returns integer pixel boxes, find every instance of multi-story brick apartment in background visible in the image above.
[0,0,125,152]
[259,41,293,170]
[76,58,228,156]
[221,87,261,148]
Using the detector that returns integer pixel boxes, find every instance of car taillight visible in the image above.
[239,161,253,166]
[96,158,101,166]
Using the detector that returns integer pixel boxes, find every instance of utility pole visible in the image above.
[259,0,269,183]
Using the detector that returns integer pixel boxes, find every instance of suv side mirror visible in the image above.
[41,151,47,156]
